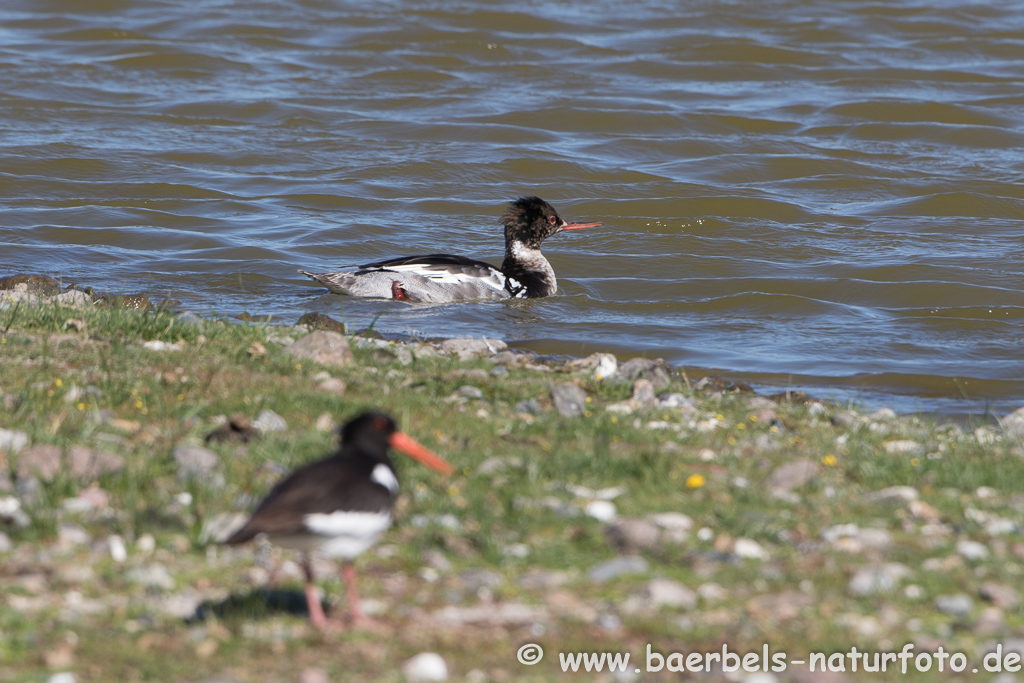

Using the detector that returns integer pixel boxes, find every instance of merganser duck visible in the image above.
[299,196,602,303]
[224,412,453,630]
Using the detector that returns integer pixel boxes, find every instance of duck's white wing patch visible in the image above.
[301,510,392,559]
[371,463,399,493]
[380,262,509,292]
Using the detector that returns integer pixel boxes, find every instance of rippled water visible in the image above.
[2,0,1023,416]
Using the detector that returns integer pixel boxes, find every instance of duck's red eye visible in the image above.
[548,215,557,224]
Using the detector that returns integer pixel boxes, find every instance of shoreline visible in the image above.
[3,277,1024,680]
[0,273,1010,422]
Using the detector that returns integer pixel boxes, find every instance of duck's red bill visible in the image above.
[390,431,454,475]
[561,221,603,231]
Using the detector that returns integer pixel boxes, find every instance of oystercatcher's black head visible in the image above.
[500,196,602,250]
[339,411,397,455]
[338,411,454,475]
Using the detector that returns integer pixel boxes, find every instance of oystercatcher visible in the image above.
[225,411,453,629]
[300,196,602,303]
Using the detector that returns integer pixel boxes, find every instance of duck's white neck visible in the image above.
[501,240,556,298]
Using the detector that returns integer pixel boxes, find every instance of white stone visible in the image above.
[584,500,617,522]
[253,409,287,432]
[734,538,768,560]
[592,353,618,380]
[957,539,989,561]
[403,652,448,682]
[0,427,28,453]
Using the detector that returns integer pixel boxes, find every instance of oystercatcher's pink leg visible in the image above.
[302,554,330,629]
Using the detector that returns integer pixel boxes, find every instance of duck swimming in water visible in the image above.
[299,196,602,303]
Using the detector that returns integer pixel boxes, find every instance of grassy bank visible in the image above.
[2,292,1024,682]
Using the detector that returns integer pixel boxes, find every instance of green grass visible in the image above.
[1,299,1022,681]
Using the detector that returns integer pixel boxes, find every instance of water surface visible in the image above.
[2,0,1023,416]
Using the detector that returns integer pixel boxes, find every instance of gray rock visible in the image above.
[999,406,1024,443]
[848,563,911,596]
[957,539,989,561]
[173,445,219,479]
[605,518,660,552]
[980,582,1020,609]
[457,385,484,400]
[863,485,918,505]
[618,358,671,389]
[15,444,61,480]
[0,531,10,553]
[67,446,124,480]
[284,330,353,367]
[318,377,346,395]
[128,564,176,591]
[935,593,973,618]
[631,379,656,406]
[514,399,542,415]
[645,578,697,610]
[588,555,650,582]
[767,459,819,492]
[551,384,587,417]
[438,337,507,361]
[253,409,287,433]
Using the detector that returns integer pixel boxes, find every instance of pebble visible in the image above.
[584,500,617,522]
[47,674,76,683]
[618,358,670,389]
[438,337,507,361]
[957,539,990,561]
[299,668,330,683]
[588,555,649,582]
[253,409,287,432]
[284,330,353,367]
[57,524,91,548]
[649,512,693,543]
[431,603,546,626]
[0,496,30,528]
[592,353,618,380]
[173,445,219,479]
[0,531,9,553]
[318,377,346,395]
[766,459,819,493]
[631,379,656,405]
[551,384,587,418]
[734,538,769,560]
[141,340,183,352]
[935,593,973,618]
[128,564,176,591]
[645,578,697,610]
[0,427,29,453]
[315,412,334,431]
[16,444,61,480]
[605,518,660,552]
[514,398,542,415]
[457,385,484,399]
[999,405,1024,442]
[980,582,1020,609]
[863,485,918,505]
[108,535,128,563]
[697,582,727,602]
[848,563,911,596]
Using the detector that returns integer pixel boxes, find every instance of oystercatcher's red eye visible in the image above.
[548,215,557,224]
[372,416,388,431]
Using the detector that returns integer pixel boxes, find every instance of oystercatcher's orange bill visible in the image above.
[560,221,603,231]
[390,431,454,475]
